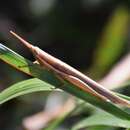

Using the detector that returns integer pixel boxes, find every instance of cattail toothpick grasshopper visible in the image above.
[10,31,130,107]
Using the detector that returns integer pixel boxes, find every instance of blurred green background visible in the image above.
[0,0,130,130]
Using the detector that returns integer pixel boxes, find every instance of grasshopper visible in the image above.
[10,31,130,107]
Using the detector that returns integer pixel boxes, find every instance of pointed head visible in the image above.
[10,31,33,49]
[10,31,41,57]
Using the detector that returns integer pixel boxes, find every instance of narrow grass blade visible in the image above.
[0,78,54,104]
[72,112,130,130]
[0,43,130,120]
[89,6,129,78]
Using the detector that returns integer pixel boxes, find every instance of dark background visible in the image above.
[0,0,130,130]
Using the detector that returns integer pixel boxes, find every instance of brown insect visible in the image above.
[10,31,130,107]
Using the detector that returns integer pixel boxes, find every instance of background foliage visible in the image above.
[0,0,130,130]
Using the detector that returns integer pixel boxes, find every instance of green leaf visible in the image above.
[89,6,129,78]
[1,43,130,120]
[0,78,54,104]
[72,112,130,130]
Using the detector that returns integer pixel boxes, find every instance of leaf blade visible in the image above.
[0,78,54,104]
[72,112,130,130]
[1,43,130,120]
